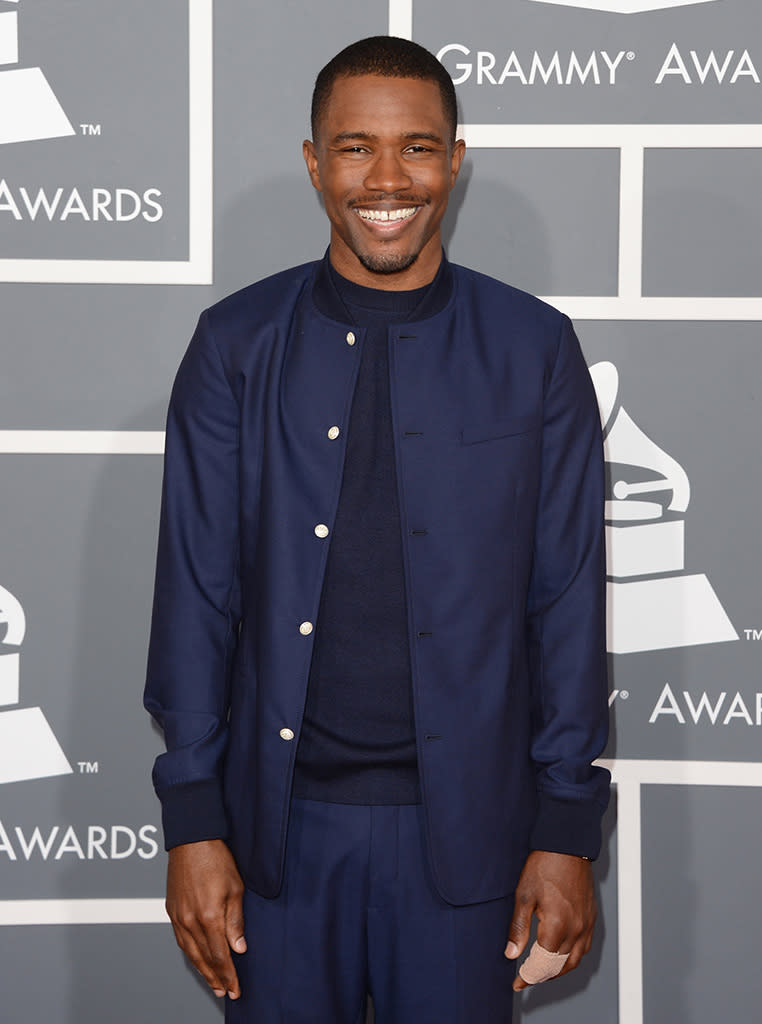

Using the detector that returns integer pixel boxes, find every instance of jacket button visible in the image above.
[314,524,329,538]
[299,621,314,636]
[346,331,356,346]
[279,728,295,741]
[327,426,340,440]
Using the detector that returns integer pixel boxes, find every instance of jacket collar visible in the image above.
[311,248,453,325]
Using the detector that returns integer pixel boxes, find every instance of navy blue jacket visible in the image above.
[144,254,610,905]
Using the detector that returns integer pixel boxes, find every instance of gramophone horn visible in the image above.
[589,361,690,514]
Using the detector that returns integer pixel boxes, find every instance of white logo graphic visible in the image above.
[0,584,72,784]
[0,1,74,145]
[527,0,719,12]
[590,362,738,654]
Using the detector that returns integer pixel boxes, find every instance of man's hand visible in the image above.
[504,850,596,992]
[166,839,247,1000]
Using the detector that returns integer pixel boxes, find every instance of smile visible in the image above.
[354,207,419,224]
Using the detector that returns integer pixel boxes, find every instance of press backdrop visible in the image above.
[1,2,760,1022]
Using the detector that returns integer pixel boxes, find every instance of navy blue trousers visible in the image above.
[226,799,515,1023]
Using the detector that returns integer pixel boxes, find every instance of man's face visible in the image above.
[303,74,465,289]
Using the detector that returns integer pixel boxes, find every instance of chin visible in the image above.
[357,250,420,276]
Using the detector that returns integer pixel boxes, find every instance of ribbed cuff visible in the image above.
[529,792,604,861]
[157,779,229,851]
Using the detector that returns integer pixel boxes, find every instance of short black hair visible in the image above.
[311,36,458,145]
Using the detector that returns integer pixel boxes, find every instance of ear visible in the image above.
[450,138,466,188]
[303,140,323,193]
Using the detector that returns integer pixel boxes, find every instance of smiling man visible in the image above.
[145,35,610,1024]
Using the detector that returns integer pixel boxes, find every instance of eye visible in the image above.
[405,145,432,155]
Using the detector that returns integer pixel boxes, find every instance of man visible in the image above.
[145,35,610,1024]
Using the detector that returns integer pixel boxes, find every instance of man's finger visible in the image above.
[504,892,534,961]
[174,924,228,998]
[513,914,573,991]
[536,913,574,956]
[559,926,594,977]
[226,892,247,956]
[516,941,570,987]
[201,919,241,999]
[174,905,238,998]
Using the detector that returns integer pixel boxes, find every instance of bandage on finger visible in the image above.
[518,941,570,985]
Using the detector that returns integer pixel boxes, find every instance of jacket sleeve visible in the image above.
[525,314,610,860]
[143,310,241,850]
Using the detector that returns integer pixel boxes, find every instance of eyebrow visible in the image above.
[330,130,446,145]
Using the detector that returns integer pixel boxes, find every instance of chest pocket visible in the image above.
[460,414,541,446]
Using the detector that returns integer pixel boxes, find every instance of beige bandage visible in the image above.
[518,941,569,985]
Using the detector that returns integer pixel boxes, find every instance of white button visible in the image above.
[299,621,314,636]
[327,426,340,440]
[280,728,295,742]
[314,524,330,538]
[346,331,356,346]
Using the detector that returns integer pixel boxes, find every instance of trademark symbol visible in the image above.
[626,52,636,61]
[743,629,762,641]
[78,761,99,774]
[80,123,102,137]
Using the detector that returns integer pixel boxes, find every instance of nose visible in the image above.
[363,147,412,194]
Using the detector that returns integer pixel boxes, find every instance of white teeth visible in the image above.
[356,207,418,223]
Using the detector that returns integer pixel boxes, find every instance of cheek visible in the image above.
[432,175,452,201]
[321,183,352,216]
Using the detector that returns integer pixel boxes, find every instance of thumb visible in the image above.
[505,894,533,960]
[226,894,247,954]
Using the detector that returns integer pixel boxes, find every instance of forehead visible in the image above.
[321,74,448,136]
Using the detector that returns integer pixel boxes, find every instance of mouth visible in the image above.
[352,206,421,232]
[354,206,420,223]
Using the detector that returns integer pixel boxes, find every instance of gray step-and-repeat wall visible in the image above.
[1,1,760,1021]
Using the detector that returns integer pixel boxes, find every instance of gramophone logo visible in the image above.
[0,584,72,784]
[589,363,738,655]
[526,1,720,11]
[0,0,75,146]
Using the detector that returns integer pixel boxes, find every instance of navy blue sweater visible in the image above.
[292,258,451,804]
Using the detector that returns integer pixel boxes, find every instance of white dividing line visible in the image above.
[188,0,214,285]
[615,780,644,1024]
[0,431,165,454]
[0,899,167,926]
[0,260,208,285]
[388,0,413,37]
[598,758,762,787]
[618,145,644,300]
[0,0,213,285]
[462,123,762,149]
[538,296,762,321]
